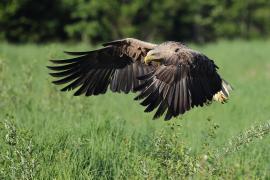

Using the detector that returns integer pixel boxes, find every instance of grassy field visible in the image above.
[0,40,269,179]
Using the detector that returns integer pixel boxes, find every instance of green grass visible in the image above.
[0,40,270,179]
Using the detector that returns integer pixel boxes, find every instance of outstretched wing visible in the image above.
[135,52,222,120]
[48,38,157,96]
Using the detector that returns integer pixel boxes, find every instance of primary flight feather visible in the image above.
[48,38,232,120]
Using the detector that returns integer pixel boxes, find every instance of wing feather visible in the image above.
[135,50,223,120]
[48,38,157,96]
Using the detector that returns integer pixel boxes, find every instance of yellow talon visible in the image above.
[213,91,227,103]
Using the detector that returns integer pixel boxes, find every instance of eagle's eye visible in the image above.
[174,48,180,53]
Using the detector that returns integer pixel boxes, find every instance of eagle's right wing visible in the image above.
[134,52,222,120]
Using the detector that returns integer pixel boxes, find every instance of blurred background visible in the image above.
[0,0,270,44]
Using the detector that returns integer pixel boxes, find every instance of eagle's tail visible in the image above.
[213,79,233,103]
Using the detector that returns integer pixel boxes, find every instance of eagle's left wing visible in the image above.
[48,38,157,96]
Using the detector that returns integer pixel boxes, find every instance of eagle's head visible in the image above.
[144,41,186,65]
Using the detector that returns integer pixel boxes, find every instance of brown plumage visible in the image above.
[48,38,232,120]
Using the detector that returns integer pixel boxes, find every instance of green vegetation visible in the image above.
[1,0,270,43]
[0,40,270,179]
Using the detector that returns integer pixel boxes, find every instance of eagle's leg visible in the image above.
[213,91,227,103]
[213,79,232,103]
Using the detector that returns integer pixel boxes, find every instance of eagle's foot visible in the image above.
[213,91,227,104]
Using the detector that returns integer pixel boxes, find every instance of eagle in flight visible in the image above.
[48,38,232,120]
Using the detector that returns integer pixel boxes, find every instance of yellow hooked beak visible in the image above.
[144,55,155,65]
